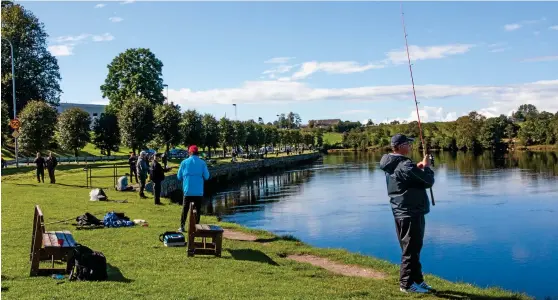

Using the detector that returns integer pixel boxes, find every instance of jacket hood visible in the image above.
[379,153,410,174]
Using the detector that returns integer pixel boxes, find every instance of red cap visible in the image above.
[188,145,198,153]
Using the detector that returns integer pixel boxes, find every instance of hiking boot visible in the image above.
[417,281,435,292]
[400,283,429,293]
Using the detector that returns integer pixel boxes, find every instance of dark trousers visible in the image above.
[129,167,138,183]
[36,168,44,183]
[47,168,56,183]
[394,215,425,289]
[139,176,146,196]
[153,181,162,204]
[180,196,203,228]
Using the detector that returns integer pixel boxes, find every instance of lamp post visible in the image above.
[2,37,18,168]
[232,103,237,120]
[163,84,168,104]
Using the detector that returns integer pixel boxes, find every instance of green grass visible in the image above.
[323,132,343,145]
[1,166,532,299]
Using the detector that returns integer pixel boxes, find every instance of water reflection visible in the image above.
[202,151,558,299]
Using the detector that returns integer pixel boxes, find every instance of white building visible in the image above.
[56,103,107,128]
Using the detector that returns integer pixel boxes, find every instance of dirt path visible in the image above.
[287,254,387,279]
[223,229,258,241]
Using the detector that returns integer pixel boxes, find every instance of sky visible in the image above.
[21,1,558,125]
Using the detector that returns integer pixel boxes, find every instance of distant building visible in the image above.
[308,119,341,128]
[56,103,106,128]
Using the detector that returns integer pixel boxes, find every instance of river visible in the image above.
[203,151,558,300]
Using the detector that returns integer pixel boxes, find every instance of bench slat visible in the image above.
[45,232,59,247]
[42,234,53,247]
[62,230,76,247]
[54,231,74,248]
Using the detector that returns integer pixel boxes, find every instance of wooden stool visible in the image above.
[187,202,223,257]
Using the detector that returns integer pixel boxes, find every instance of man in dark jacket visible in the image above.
[136,151,149,198]
[45,152,58,184]
[33,152,46,183]
[150,153,166,205]
[379,134,435,294]
[128,152,138,183]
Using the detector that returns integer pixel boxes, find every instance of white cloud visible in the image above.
[385,44,474,65]
[94,3,106,8]
[92,33,115,42]
[291,61,384,80]
[504,18,546,31]
[264,57,295,64]
[504,23,522,31]
[549,25,558,30]
[120,0,135,4]
[48,44,74,57]
[262,64,296,79]
[490,48,509,53]
[109,17,123,23]
[521,55,558,62]
[54,34,91,43]
[166,79,558,118]
[340,109,370,115]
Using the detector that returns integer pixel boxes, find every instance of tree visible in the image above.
[18,100,57,154]
[513,104,538,122]
[181,109,203,148]
[218,117,234,156]
[201,114,219,158]
[479,116,507,149]
[92,111,120,156]
[153,102,181,154]
[100,48,165,112]
[56,108,91,157]
[232,121,246,152]
[314,129,324,147]
[1,100,9,145]
[118,96,154,152]
[1,1,62,114]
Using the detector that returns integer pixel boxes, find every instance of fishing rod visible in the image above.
[400,3,435,206]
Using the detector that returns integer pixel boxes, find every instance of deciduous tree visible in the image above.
[118,96,154,152]
[92,111,120,156]
[154,102,181,154]
[57,108,91,157]
[18,100,57,154]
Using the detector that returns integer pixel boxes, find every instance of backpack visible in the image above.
[75,212,103,227]
[69,244,108,281]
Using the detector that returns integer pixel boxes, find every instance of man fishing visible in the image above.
[379,134,435,294]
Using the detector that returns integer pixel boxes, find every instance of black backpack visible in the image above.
[69,244,108,281]
[76,213,103,227]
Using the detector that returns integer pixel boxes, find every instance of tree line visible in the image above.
[338,104,558,151]
[5,98,323,157]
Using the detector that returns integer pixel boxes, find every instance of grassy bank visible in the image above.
[1,166,531,299]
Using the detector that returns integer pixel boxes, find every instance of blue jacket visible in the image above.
[177,155,210,196]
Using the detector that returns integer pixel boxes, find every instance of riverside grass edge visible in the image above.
[1,153,532,300]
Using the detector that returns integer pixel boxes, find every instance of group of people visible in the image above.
[33,152,58,184]
[119,145,210,233]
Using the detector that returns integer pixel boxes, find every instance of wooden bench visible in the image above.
[30,205,77,276]
[187,202,223,257]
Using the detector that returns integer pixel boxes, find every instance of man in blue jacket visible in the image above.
[379,134,435,294]
[177,145,210,232]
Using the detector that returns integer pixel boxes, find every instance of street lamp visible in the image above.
[2,37,18,168]
[232,103,237,120]
[163,84,169,103]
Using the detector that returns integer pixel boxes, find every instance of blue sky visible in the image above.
[23,1,558,124]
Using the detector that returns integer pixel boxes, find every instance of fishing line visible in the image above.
[400,3,435,206]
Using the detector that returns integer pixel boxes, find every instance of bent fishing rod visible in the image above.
[400,3,435,206]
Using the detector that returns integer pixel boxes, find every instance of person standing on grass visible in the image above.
[379,134,435,294]
[33,152,46,183]
[150,153,166,205]
[128,152,138,183]
[45,152,58,184]
[177,145,210,232]
[136,151,149,198]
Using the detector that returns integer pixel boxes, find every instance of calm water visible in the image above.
[203,151,558,300]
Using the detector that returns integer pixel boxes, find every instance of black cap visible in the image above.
[391,134,415,147]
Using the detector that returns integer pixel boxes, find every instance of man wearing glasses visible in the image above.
[379,134,435,294]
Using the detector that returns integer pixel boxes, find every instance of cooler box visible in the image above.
[161,232,186,247]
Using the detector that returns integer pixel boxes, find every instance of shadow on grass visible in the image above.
[106,263,133,283]
[433,290,526,300]
[255,234,301,244]
[227,249,279,266]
